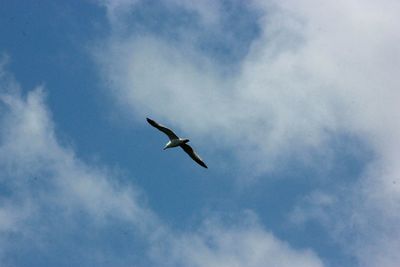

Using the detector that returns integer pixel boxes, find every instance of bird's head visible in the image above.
[163,141,172,150]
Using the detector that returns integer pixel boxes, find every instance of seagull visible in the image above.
[146,118,208,168]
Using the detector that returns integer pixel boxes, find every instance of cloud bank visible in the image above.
[94,0,400,266]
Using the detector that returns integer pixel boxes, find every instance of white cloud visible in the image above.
[95,0,400,266]
[0,63,323,266]
[0,64,160,264]
[0,88,152,226]
[152,214,324,267]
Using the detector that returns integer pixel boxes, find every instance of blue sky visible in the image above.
[1,1,399,267]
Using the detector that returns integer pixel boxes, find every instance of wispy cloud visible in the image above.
[152,214,323,267]
[0,61,161,265]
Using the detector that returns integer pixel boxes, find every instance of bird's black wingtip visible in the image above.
[146,118,155,125]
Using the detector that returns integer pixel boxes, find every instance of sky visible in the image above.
[0,0,399,266]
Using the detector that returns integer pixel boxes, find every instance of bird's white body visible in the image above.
[164,138,189,149]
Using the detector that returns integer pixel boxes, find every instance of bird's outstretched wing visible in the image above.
[180,143,208,168]
[146,118,179,140]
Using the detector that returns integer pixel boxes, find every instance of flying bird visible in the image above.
[146,118,208,168]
